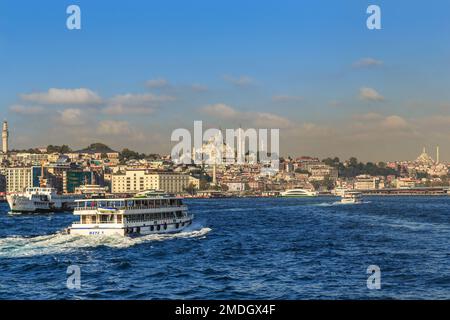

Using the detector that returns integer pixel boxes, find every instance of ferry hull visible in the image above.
[69,219,194,237]
[340,199,362,204]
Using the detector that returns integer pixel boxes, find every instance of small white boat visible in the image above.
[280,188,318,197]
[340,191,363,204]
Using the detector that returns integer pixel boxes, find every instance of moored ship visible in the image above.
[68,190,194,236]
[6,187,82,213]
[280,188,318,197]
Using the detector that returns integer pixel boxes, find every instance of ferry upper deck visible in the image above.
[74,196,186,214]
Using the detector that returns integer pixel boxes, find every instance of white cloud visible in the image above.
[145,78,169,88]
[10,104,45,115]
[353,112,384,121]
[202,103,239,118]
[191,84,208,92]
[102,104,155,115]
[97,120,131,135]
[359,87,385,102]
[103,93,176,115]
[381,115,409,129]
[272,95,303,103]
[201,103,292,128]
[110,93,175,105]
[353,58,383,68]
[57,108,84,125]
[21,88,102,105]
[329,100,341,107]
[252,112,293,128]
[223,75,254,87]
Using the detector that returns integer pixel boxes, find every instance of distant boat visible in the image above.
[340,191,363,204]
[280,188,318,197]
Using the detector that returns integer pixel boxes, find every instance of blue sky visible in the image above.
[0,0,449,161]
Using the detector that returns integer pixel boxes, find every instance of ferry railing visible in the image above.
[123,217,192,224]
[74,204,187,211]
[72,221,122,225]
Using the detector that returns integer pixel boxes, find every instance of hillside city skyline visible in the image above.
[1,2,449,162]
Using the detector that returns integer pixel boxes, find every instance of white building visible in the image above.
[224,182,247,192]
[1,167,38,193]
[111,170,199,194]
[354,175,381,190]
[396,178,416,189]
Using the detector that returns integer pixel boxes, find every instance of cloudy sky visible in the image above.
[0,0,449,161]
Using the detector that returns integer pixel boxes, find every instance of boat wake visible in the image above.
[0,226,211,258]
[313,201,371,207]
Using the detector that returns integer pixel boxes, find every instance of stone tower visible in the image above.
[2,121,8,154]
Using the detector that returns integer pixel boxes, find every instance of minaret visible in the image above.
[2,121,8,154]
[436,146,440,164]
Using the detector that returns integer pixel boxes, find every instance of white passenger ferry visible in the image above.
[340,191,363,204]
[280,188,318,197]
[68,190,194,236]
[7,187,82,213]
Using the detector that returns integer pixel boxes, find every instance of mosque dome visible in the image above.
[416,147,434,164]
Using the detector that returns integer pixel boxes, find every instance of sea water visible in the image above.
[0,197,449,299]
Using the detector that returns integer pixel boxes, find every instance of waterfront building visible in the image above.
[1,166,40,193]
[63,170,93,194]
[111,169,199,194]
[223,181,247,192]
[354,175,381,190]
[308,164,338,181]
[395,178,417,189]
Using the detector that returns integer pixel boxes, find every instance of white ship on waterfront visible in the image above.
[332,187,348,197]
[68,190,194,236]
[6,187,82,213]
[340,191,362,204]
[280,188,318,197]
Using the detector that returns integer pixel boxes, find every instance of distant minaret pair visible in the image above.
[425,145,441,163]
[2,120,8,154]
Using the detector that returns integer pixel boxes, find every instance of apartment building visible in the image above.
[111,170,199,194]
[354,175,381,190]
[1,166,40,193]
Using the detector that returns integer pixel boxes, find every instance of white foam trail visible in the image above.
[313,200,371,207]
[0,227,212,258]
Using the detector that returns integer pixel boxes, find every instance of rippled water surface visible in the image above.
[0,197,449,299]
